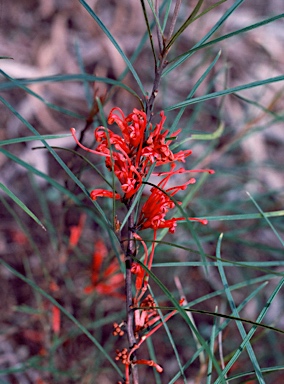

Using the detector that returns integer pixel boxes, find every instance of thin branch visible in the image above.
[146,54,168,123]
[155,0,163,54]
[140,0,157,66]
[125,203,139,383]
[166,0,182,41]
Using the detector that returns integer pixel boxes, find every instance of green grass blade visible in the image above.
[0,69,84,119]
[215,234,265,383]
[0,95,111,227]
[0,258,124,378]
[199,209,284,222]
[0,134,71,147]
[216,277,284,382]
[169,50,222,134]
[79,0,145,96]
[0,73,141,101]
[165,0,205,50]
[74,41,93,109]
[165,75,284,111]
[0,182,46,230]
[171,13,284,62]
[207,307,218,384]
[163,0,246,76]
[133,258,223,378]
[169,281,272,383]
[0,147,81,204]
[148,285,186,382]
[247,192,284,247]
[227,365,284,382]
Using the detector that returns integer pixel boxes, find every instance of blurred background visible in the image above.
[0,1,284,383]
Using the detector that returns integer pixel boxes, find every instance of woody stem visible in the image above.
[125,203,139,384]
[146,52,168,124]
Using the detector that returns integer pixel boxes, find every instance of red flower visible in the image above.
[108,107,147,149]
[90,189,121,201]
[138,165,212,233]
[141,111,192,166]
[68,213,86,248]
[84,239,124,298]
[52,306,61,335]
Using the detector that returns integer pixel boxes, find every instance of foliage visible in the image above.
[0,1,284,383]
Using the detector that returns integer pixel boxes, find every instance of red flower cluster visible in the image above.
[72,108,214,300]
[138,165,212,234]
[71,108,193,201]
[71,108,214,234]
[71,108,214,379]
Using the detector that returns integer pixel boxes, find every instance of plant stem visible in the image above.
[125,205,139,383]
[146,54,168,123]
[166,0,182,40]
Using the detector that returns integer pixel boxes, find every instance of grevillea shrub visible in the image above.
[72,107,214,381]
[0,1,284,384]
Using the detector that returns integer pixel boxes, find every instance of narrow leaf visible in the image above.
[216,234,264,383]
[190,122,224,140]
[0,134,71,147]
[171,13,284,63]
[79,0,145,96]
[163,0,246,76]
[0,182,46,230]
[165,75,284,111]
[165,0,205,50]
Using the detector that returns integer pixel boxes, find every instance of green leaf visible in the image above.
[0,134,71,147]
[133,256,224,377]
[0,70,84,119]
[0,95,111,228]
[215,234,265,383]
[169,50,222,135]
[171,13,284,63]
[0,72,141,103]
[163,0,246,76]
[165,75,284,111]
[0,147,82,205]
[190,122,224,140]
[247,192,284,247]
[140,0,157,64]
[166,0,227,49]
[0,182,46,230]
[200,209,284,222]
[0,258,124,378]
[165,0,205,50]
[214,235,284,382]
[227,366,284,382]
[79,0,145,96]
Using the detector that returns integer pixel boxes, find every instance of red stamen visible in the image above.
[90,189,121,200]
[70,128,110,157]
